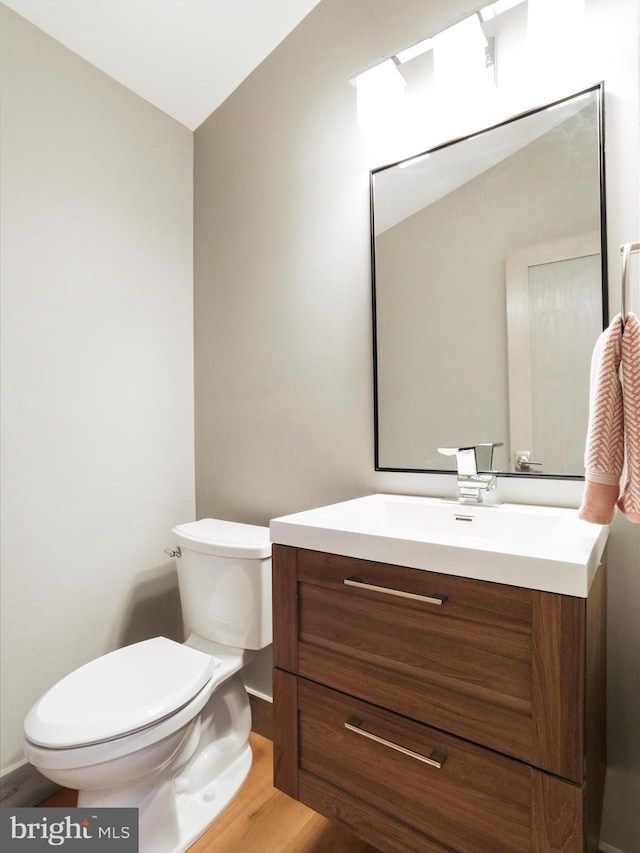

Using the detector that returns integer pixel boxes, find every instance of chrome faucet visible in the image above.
[438,443,503,504]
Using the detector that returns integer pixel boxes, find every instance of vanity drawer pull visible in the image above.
[344,576,447,606]
[344,716,447,769]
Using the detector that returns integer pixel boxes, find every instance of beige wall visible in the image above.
[0,6,195,772]
[194,1,639,851]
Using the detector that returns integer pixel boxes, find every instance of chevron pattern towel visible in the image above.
[579,313,640,524]
[617,313,640,521]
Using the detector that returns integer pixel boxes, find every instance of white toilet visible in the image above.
[23,518,272,853]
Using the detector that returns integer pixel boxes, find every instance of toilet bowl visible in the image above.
[24,519,272,853]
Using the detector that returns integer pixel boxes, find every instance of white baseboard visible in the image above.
[599,842,629,853]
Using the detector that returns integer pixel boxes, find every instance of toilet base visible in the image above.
[170,742,252,853]
[69,668,254,853]
[77,740,253,853]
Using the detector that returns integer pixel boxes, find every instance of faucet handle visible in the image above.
[438,442,504,475]
[437,446,478,475]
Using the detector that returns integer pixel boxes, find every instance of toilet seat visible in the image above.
[24,637,217,749]
[23,644,245,774]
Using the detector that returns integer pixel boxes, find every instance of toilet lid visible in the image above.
[24,637,216,749]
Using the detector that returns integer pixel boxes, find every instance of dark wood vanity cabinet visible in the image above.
[272,545,607,853]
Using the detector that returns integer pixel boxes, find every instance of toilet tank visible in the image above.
[172,519,272,651]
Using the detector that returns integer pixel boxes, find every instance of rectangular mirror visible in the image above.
[371,83,607,477]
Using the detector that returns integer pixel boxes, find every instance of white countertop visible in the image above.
[270,494,609,597]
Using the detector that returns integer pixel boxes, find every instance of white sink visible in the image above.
[270,494,608,597]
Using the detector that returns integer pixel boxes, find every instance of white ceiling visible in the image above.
[2,0,322,130]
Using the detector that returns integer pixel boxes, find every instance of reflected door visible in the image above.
[506,233,602,473]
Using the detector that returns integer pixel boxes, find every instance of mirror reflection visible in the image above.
[371,84,606,477]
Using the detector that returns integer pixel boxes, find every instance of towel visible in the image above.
[579,312,640,524]
[617,313,640,521]
[578,315,624,524]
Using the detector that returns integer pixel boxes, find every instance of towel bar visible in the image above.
[620,241,639,319]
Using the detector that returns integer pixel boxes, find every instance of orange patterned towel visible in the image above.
[579,315,624,524]
[579,313,640,524]
[617,313,640,521]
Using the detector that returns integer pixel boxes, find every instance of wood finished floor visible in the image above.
[40,732,379,852]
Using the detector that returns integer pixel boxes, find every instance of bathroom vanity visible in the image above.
[270,495,608,853]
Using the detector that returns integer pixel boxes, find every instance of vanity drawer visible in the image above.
[280,676,583,853]
[273,545,586,781]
